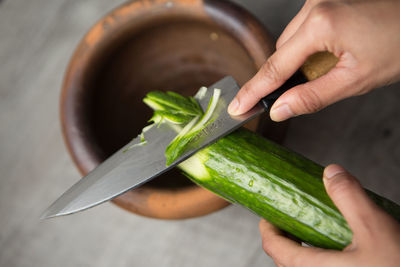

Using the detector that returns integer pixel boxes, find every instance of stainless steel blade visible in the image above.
[174,78,265,164]
[42,76,264,218]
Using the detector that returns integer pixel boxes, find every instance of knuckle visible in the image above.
[260,59,283,86]
[307,2,339,36]
[296,87,324,114]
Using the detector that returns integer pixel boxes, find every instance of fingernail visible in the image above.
[228,98,239,115]
[270,104,294,121]
[324,165,346,179]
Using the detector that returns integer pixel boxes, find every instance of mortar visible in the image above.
[61,0,286,219]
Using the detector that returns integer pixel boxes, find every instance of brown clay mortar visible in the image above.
[61,0,287,219]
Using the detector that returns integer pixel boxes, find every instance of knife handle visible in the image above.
[260,51,339,111]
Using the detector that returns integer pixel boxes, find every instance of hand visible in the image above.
[228,0,400,121]
[259,164,400,267]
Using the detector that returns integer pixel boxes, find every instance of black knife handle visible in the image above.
[260,70,308,111]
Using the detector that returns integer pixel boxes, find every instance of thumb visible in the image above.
[269,64,359,122]
[323,164,378,240]
[269,49,363,122]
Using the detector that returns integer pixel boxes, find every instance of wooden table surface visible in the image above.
[0,0,399,266]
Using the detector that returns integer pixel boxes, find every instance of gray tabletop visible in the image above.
[1,0,399,266]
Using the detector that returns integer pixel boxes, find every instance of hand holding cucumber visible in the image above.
[260,165,400,267]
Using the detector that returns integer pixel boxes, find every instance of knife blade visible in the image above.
[42,76,269,218]
[43,70,309,218]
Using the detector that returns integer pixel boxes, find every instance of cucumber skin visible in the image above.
[179,128,400,250]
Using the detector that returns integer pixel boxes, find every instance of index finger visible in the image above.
[228,24,318,116]
[259,219,348,267]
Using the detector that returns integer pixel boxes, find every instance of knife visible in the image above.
[42,52,337,218]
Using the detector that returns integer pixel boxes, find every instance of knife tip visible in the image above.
[40,204,74,220]
[40,208,57,220]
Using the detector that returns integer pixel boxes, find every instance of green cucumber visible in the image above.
[142,90,400,250]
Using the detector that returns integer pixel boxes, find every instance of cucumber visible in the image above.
[179,128,400,249]
[141,90,400,250]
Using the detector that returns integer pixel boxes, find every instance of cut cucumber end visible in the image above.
[178,149,211,181]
